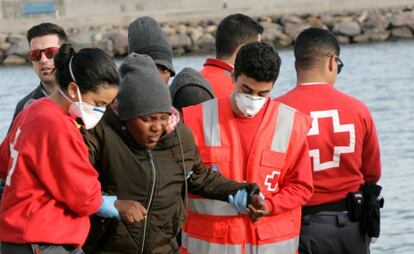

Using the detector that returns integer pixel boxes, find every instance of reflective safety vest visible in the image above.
[181,98,311,254]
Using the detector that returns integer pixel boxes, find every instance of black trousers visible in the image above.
[1,243,84,254]
[299,211,370,254]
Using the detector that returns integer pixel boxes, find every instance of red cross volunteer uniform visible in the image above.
[200,58,234,98]
[181,97,314,254]
[0,98,102,247]
[277,83,381,206]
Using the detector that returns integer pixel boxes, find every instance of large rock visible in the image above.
[4,54,27,65]
[365,29,390,42]
[353,34,370,43]
[161,25,176,36]
[69,31,96,50]
[112,31,128,56]
[167,34,192,49]
[280,15,304,25]
[0,42,11,52]
[391,26,413,39]
[176,24,188,35]
[391,11,414,29]
[284,22,310,40]
[362,11,389,31]
[0,33,8,44]
[205,25,217,34]
[196,33,215,53]
[261,22,283,43]
[6,35,29,57]
[337,35,350,44]
[333,20,362,36]
[305,16,327,29]
[320,14,337,28]
[0,50,6,65]
[188,26,204,43]
[277,33,293,47]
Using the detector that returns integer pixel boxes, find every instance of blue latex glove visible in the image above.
[228,189,248,214]
[97,195,121,219]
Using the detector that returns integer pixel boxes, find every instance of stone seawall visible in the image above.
[1,6,414,65]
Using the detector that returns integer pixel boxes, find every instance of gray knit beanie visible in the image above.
[117,53,172,121]
[128,16,175,76]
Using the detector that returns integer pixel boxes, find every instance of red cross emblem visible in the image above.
[308,110,355,171]
[265,171,280,191]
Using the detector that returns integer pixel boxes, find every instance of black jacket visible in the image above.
[83,109,254,254]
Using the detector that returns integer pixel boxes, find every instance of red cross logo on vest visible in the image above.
[265,171,280,191]
[307,110,355,171]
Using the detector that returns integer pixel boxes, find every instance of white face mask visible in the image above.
[234,92,268,117]
[59,86,106,129]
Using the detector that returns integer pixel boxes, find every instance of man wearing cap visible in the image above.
[82,53,263,254]
[128,16,175,84]
[170,67,215,111]
[200,13,263,98]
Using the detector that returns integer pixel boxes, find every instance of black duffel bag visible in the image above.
[360,183,384,238]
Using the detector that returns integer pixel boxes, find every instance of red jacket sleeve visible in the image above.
[265,141,314,215]
[28,129,102,216]
[361,111,381,184]
[0,133,12,180]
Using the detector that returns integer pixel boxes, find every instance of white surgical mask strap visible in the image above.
[68,56,77,82]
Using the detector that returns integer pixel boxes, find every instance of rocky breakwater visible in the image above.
[1,7,414,65]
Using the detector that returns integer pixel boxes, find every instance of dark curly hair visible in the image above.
[234,42,281,83]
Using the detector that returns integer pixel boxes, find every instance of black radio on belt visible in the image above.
[346,191,364,222]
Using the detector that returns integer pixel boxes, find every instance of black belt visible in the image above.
[302,199,347,216]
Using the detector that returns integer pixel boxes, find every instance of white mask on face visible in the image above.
[234,92,268,117]
[59,86,106,129]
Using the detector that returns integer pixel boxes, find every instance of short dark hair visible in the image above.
[27,23,68,44]
[294,28,340,70]
[234,42,281,83]
[215,13,264,59]
[54,43,120,92]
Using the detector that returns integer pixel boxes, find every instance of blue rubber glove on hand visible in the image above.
[228,189,248,214]
[97,195,121,219]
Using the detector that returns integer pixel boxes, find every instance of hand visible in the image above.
[115,200,148,224]
[247,194,269,222]
[228,189,248,214]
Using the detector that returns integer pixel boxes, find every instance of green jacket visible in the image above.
[83,109,253,254]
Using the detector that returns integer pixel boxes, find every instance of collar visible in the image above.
[204,58,234,72]
[298,82,332,86]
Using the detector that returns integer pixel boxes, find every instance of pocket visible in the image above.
[259,150,285,194]
[255,214,299,242]
[185,214,229,241]
[199,147,230,177]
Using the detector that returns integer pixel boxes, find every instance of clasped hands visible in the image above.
[228,188,269,222]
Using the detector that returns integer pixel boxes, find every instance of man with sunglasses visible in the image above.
[277,28,381,254]
[10,23,68,124]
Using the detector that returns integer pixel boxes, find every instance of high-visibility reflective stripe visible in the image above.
[202,99,221,146]
[182,232,243,254]
[188,198,239,216]
[271,104,295,153]
[245,236,299,254]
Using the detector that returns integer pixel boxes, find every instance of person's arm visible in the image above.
[265,141,314,215]
[361,112,381,184]
[32,129,102,216]
[180,125,254,201]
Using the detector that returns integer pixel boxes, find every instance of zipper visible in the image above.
[140,149,157,254]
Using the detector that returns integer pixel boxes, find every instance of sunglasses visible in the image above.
[327,55,344,74]
[28,47,59,61]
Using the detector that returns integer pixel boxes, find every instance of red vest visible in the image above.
[200,58,234,98]
[182,97,311,254]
